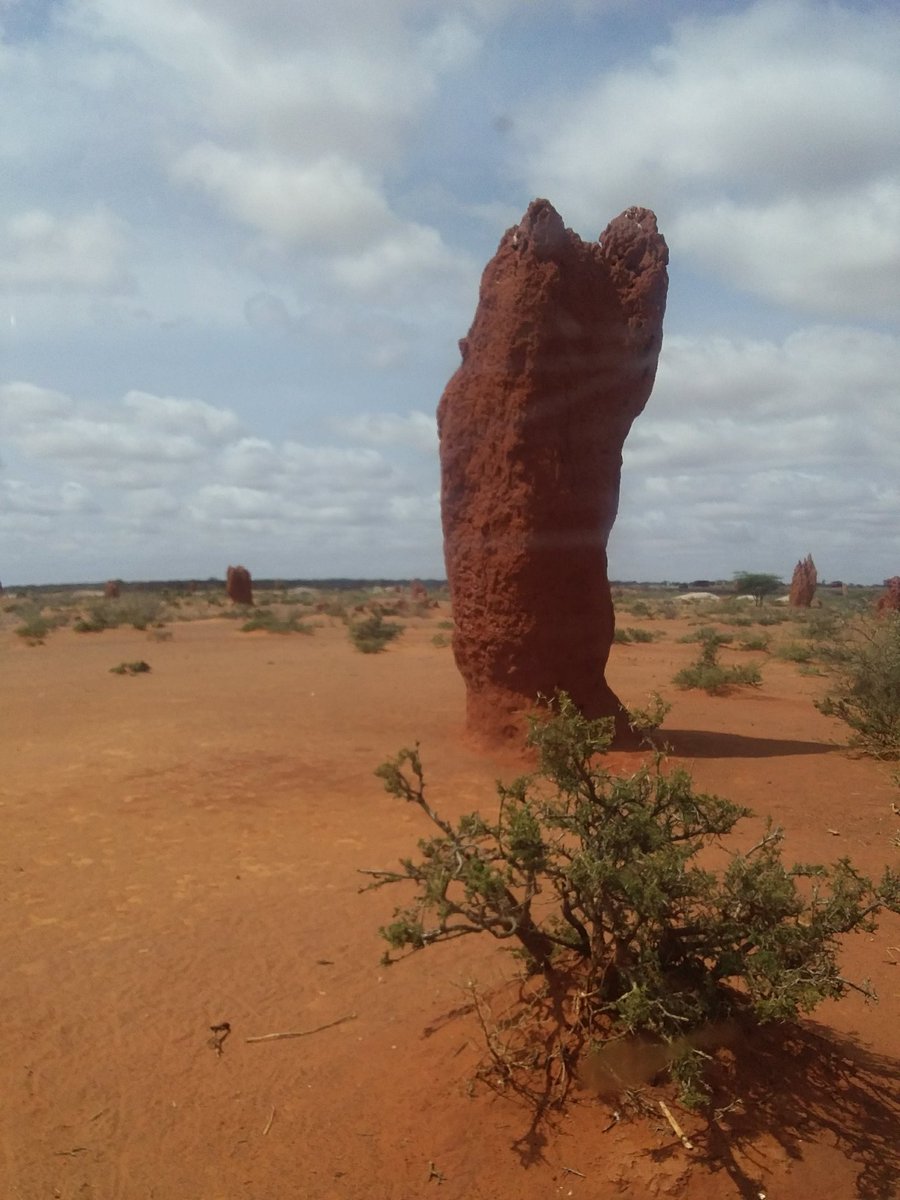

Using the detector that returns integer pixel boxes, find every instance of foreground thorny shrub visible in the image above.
[364,695,899,1109]
[815,614,900,758]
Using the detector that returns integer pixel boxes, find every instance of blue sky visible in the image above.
[1,0,898,585]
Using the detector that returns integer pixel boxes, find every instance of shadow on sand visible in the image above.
[679,1021,900,1199]
[661,729,839,760]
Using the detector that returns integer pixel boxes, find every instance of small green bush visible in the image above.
[615,626,656,644]
[366,694,899,1109]
[74,609,112,633]
[349,612,404,654]
[674,630,762,694]
[815,615,900,758]
[431,632,451,648]
[674,660,763,694]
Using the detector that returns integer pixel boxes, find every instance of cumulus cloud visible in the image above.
[612,324,900,580]
[0,378,442,579]
[0,207,133,293]
[122,391,242,442]
[335,411,437,454]
[517,0,900,319]
[0,478,97,516]
[0,381,75,426]
[68,0,471,163]
[672,183,900,319]
[173,147,394,252]
[331,223,473,298]
[1,386,243,489]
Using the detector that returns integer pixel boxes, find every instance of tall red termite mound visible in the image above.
[789,555,817,607]
[876,577,900,614]
[438,199,668,744]
[226,565,253,606]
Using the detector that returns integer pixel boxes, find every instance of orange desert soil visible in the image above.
[2,610,899,1199]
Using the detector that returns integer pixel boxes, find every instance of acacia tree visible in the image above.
[733,571,783,606]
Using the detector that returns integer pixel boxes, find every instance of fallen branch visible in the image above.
[658,1099,694,1151]
[263,1106,276,1136]
[245,1013,357,1043]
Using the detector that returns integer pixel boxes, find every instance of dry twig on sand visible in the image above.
[245,1013,357,1043]
[658,1099,694,1151]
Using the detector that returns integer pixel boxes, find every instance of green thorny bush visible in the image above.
[364,694,900,1109]
[816,613,900,759]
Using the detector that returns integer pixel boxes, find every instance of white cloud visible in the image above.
[0,381,75,427]
[218,438,283,488]
[0,207,133,293]
[173,147,393,251]
[1,386,244,489]
[0,377,442,578]
[612,323,900,580]
[122,391,242,442]
[332,223,472,297]
[518,0,900,318]
[335,411,437,454]
[68,0,462,163]
[672,182,900,319]
[0,478,98,519]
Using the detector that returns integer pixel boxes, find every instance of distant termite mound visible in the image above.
[789,555,817,607]
[226,565,253,606]
[438,198,668,745]
[876,577,900,614]
[104,580,121,599]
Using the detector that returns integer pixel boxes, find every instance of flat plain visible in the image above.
[2,589,898,1199]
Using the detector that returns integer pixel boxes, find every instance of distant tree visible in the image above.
[734,571,783,607]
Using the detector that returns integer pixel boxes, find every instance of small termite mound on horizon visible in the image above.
[226,565,253,606]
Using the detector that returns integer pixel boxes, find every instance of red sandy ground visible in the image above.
[2,609,899,1199]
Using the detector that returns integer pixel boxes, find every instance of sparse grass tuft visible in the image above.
[13,606,61,644]
[240,608,314,634]
[615,626,657,644]
[737,634,770,652]
[674,629,762,694]
[109,660,151,675]
[776,642,816,664]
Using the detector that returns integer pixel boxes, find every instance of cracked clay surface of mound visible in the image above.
[438,199,668,743]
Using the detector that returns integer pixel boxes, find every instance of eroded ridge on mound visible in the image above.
[438,199,668,744]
